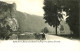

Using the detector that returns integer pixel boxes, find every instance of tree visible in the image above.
[41,27,49,33]
[43,0,61,35]
[66,0,79,37]
[58,0,79,37]
[43,0,79,37]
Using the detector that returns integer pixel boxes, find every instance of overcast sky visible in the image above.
[0,0,44,16]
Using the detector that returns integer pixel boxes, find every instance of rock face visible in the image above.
[0,1,19,39]
[5,17,19,31]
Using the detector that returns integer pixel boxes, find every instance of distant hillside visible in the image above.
[14,11,55,33]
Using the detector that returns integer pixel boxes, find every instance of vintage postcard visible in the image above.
[0,0,80,51]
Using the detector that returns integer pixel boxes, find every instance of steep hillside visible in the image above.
[14,11,55,33]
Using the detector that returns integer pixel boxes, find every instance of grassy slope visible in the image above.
[14,11,55,33]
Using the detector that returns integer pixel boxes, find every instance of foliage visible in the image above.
[43,0,60,27]
[65,0,79,37]
[41,27,49,33]
[60,25,64,31]
[0,1,19,39]
[58,0,79,37]
[43,0,62,35]
[43,0,79,37]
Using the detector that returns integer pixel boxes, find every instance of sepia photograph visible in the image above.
[0,0,80,51]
